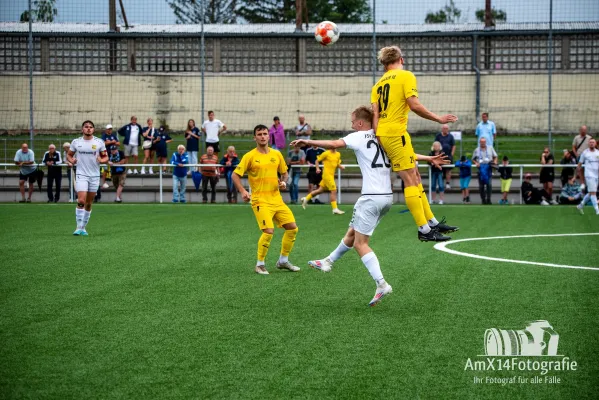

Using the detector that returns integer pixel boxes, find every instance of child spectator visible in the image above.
[521,173,551,205]
[498,156,513,205]
[559,175,582,205]
[429,141,445,205]
[455,155,472,204]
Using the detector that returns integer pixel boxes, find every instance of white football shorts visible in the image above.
[349,194,393,236]
[76,175,100,193]
[585,176,598,193]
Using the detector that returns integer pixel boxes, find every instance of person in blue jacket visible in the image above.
[455,155,472,204]
[171,145,189,203]
[118,116,143,174]
[154,126,173,173]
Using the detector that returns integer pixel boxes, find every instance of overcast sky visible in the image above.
[1,0,597,24]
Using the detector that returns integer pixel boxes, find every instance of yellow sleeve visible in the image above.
[234,153,251,176]
[317,151,327,163]
[277,151,288,174]
[370,84,378,105]
[404,71,418,99]
[337,154,342,167]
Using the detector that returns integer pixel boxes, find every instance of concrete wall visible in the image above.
[0,73,597,133]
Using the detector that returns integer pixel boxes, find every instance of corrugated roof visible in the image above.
[0,21,597,35]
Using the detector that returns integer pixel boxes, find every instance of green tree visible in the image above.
[237,0,295,23]
[238,0,371,23]
[21,0,58,23]
[167,0,238,24]
[475,7,507,23]
[425,0,461,24]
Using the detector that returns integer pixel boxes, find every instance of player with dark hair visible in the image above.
[66,120,108,235]
[372,46,458,242]
[232,124,300,275]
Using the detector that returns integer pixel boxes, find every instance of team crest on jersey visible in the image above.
[92,145,97,150]
[270,158,276,163]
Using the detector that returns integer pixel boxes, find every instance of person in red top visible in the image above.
[200,145,220,203]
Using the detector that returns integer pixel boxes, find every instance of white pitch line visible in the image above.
[434,233,599,271]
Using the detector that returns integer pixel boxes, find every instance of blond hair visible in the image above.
[352,106,373,124]
[431,141,442,152]
[378,46,403,66]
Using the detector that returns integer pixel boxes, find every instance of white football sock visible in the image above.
[361,252,383,282]
[82,210,91,229]
[329,239,352,262]
[75,208,85,229]
[418,224,431,234]
[278,255,289,264]
[428,217,439,227]
[581,193,591,206]
[591,195,598,211]
[256,260,265,267]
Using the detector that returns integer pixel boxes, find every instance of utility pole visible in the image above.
[108,0,117,72]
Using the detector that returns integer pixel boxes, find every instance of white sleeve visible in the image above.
[69,140,77,153]
[99,140,106,152]
[579,150,586,165]
[341,131,360,151]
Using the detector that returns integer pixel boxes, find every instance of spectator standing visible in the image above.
[559,149,577,187]
[572,125,592,162]
[305,144,325,204]
[101,124,119,188]
[269,116,286,151]
[540,147,557,203]
[171,145,189,203]
[154,126,173,173]
[201,111,226,155]
[455,155,472,204]
[107,145,127,203]
[473,138,498,204]
[14,143,36,203]
[185,119,201,173]
[141,118,157,175]
[118,116,143,174]
[42,144,62,203]
[428,141,445,205]
[559,175,582,205]
[200,145,219,203]
[287,146,306,204]
[521,173,551,205]
[63,142,74,202]
[294,114,312,150]
[220,146,240,203]
[475,112,497,148]
[498,156,513,205]
[434,124,455,189]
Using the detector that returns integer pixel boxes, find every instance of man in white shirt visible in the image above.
[290,106,451,306]
[201,110,226,155]
[67,120,109,236]
[14,143,36,203]
[577,138,599,215]
[118,116,143,174]
[294,114,312,147]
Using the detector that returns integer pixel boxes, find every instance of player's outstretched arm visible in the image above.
[289,138,346,150]
[406,97,458,124]
[416,152,450,170]
[232,172,251,202]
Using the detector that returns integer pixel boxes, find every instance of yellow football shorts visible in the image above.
[378,135,416,172]
[319,175,337,191]
[500,178,512,193]
[252,202,296,230]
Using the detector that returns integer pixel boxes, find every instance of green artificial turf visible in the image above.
[0,204,597,399]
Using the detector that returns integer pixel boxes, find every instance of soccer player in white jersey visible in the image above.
[67,121,108,235]
[290,106,449,306]
[576,138,599,215]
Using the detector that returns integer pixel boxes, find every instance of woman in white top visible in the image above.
[141,118,157,175]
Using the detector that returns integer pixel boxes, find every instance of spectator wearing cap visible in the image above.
[269,116,286,151]
[154,126,173,173]
[14,143,36,203]
[201,111,226,155]
[101,124,119,189]
[434,124,456,190]
[171,145,189,203]
[455,155,472,204]
[200,145,219,203]
[497,156,513,205]
[42,143,62,203]
[220,146,240,203]
[118,116,143,174]
[522,173,552,205]
[107,145,127,203]
[559,175,582,205]
[473,138,498,204]
[62,142,74,202]
[540,147,557,204]
[559,149,577,187]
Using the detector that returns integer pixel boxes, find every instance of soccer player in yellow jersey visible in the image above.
[300,147,345,214]
[372,45,459,242]
[232,124,301,275]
